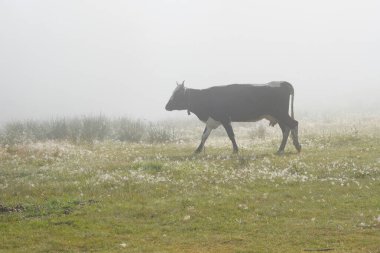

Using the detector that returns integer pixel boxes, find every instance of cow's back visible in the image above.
[202,82,292,121]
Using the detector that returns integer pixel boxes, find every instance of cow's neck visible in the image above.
[185,88,208,120]
[184,88,198,112]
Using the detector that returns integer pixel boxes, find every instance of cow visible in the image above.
[165,81,301,155]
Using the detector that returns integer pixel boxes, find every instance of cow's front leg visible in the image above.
[194,126,212,153]
[194,118,221,154]
[222,121,238,153]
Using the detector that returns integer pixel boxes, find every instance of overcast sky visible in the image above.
[1,0,379,122]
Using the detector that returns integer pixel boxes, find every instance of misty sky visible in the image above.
[1,0,379,123]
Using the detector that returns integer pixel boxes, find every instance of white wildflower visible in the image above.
[238,204,249,210]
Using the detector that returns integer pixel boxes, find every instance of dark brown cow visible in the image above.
[165,81,301,154]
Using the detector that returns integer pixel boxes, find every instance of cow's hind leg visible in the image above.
[283,114,302,152]
[277,114,301,154]
[277,122,290,155]
[291,125,302,152]
[222,121,238,153]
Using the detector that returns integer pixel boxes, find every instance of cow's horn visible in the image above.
[181,80,185,86]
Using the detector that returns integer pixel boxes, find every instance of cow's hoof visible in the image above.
[193,148,203,154]
[276,150,285,156]
[233,149,239,154]
[296,145,302,153]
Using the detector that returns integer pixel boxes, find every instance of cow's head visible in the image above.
[165,81,187,111]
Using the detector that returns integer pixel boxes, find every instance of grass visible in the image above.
[0,119,380,252]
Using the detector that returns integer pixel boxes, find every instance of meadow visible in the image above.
[0,115,379,252]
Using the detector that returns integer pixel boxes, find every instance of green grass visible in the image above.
[1,130,380,252]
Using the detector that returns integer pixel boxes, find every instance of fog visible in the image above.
[1,0,379,124]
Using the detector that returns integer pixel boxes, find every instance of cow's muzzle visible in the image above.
[165,103,172,111]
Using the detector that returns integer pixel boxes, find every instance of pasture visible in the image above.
[1,116,380,252]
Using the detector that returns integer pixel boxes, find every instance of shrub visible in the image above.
[145,123,175,143]
[0,116,178,145]
[249,124,266,139]
[80,115,110,142]
[113,118,145,142]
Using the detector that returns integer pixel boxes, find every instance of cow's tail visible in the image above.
[291,90,294,119]
[282,82,295,119]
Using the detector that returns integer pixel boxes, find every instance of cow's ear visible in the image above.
[176,81,179,86]
[181,80,185,86]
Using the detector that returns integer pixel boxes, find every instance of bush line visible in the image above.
[0,116,176,145]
